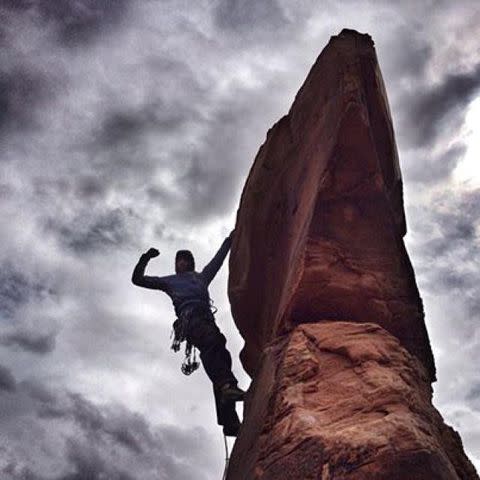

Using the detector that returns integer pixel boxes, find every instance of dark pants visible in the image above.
[182,305,239,426]
[184,306,237,389]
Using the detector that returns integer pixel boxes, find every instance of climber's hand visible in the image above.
[145,248,160,258]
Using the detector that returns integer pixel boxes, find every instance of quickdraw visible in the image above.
[170,299,217,376]
[170,298,218,375]
[170,313,199,375]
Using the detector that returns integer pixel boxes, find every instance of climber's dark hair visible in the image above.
[175,250,195,271]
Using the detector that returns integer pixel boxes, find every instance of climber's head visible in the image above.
[175,250,195,273]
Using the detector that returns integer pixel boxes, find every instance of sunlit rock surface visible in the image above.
[227,29,478,479]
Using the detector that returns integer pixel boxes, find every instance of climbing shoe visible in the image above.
[223,420,241,437]
[219,383,245,403]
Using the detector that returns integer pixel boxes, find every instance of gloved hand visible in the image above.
[144,247,160,258]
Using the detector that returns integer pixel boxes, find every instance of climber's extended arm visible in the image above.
[200,231,234,285]
[131,248,168,290]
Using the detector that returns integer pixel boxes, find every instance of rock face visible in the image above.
[227,322,478,479]
[228,29,434,383]
[227,30,478,479]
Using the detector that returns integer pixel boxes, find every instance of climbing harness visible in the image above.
[170,299,218,376]
[222,432,230,480]
[170,312,199,376]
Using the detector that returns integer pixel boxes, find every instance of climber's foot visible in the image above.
[220,383,245,403]
[223,420,241,437]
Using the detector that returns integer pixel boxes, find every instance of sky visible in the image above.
[0,0,479,478]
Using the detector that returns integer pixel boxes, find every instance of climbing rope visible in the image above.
[222,432,230,480]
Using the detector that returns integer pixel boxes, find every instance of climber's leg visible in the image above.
[213,384,241,434]
[185,311,243,432]
[186,314,238,389]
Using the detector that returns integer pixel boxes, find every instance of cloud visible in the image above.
[466,383,480,411]
[0,331,56,355]
[412,189,479,261]
[43,206,141,255]
[0,10,66,143]
[95,100,197,150]
[407,188,480,347]
[0,262,59,355]
[0,381,218,480]
[0,67,51,135]
[380,22,433,86]
[0,263,54,319]
[402,143,467,185]
[213,0,289,34]
[401,62,480,147]
[58,439,136,480]
[0,266,32,319]
[0,364,16,392]
[143,77,291,224]
[0,0,130,48]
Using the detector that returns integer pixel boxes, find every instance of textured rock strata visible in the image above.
[227,323,478,479]
[227,29,478,479]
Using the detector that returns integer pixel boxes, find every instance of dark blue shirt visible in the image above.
[132,236,232,316]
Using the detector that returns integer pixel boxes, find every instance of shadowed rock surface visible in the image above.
[227,29,478,479]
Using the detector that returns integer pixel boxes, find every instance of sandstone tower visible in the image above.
[226,29,478,480]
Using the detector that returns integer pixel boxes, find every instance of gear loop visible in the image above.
[170,304,206,376]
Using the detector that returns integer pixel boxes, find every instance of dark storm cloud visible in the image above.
[0,0,130,47]
[95,56,208,145]
[95,101,196,149]
[66,393,153,454]
[402,62,480,147]
[214,0,288,33]
[381,23,433,83]
[0,12,65,139]
[0,267,31,319]
[411,189,479,263]
[43,206,141,254]
[176,153,233,219]
[403,143,466,185]
[0,0,130,138]
[2,465,43,480]
[0,382,216,480]
[429,192,478,244]
[22,379,57,404]
[466,383,480,409]
[408,189,480,341]
[1,330,56,354]
[0,364,16,392]
[146,83,285,223]
[74,175,107,200]
[2,442,135,480]
[58,439,135,480]
[0,67,50,135]
[0,262,58,355]
[77,56,212,222]
[466,296,480,326]
[65,209,132,253]
[0,263,54,319]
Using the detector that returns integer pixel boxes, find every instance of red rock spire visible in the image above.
[226,29,478,480]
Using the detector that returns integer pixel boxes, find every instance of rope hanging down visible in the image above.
[222,432,230,480]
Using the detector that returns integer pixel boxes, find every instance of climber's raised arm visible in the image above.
[200,230,234,285]
[132,248,168,290]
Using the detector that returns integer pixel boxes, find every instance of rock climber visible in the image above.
[131,229,244,436]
